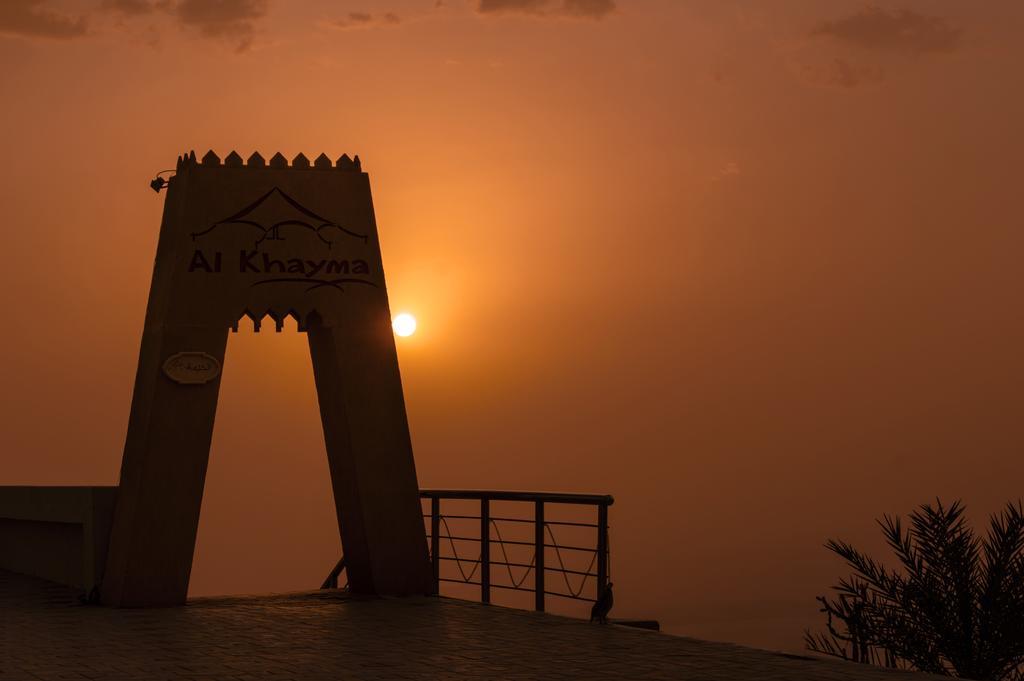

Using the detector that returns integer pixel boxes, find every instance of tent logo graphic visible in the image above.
[190,186,368,251]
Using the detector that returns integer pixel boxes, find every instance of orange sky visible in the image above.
[2,0,1023,652]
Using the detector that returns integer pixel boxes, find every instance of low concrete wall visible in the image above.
[0,486,117,592]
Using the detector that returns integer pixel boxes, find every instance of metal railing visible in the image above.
[426,489,612,611]
[322,490,613,612]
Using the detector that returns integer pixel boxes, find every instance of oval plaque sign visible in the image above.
[162,352,222,385]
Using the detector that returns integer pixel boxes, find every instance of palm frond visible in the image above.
[808,498,1024,680]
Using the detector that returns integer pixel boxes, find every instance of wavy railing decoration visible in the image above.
[322,490,613,612]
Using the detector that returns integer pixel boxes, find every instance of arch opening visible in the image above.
[188,324,340,597]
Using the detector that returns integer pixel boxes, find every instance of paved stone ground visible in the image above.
[1,570,951,681]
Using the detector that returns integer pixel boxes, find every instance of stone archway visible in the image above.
[101,150,431,607]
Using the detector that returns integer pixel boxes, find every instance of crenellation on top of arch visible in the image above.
[230,307,316,333]
[178,149,363,172]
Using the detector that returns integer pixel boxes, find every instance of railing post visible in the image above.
[480,498,490,604]
[431,496,440,595]
[534,500,545,612]
[597,502,609,599]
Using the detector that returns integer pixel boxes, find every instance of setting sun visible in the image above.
[392,313,417,337]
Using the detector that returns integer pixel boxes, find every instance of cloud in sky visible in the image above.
[812,6,962,54]
[328,11,402,31]
[827,57,884,89]
[173,0,268,51]
[476,0,615,20]
[789,52,886,91]
[711,161,741,182]
[94,0,267,51]
[0,0,87,40]
[100,0,156,16]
